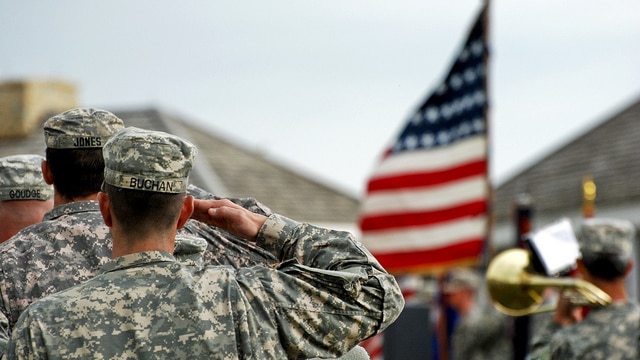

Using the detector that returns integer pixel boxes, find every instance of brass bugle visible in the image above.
[485,248,611,317]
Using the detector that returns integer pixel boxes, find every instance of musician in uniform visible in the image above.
[526,218,639,359]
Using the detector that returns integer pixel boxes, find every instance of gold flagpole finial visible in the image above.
[582,176,596,218]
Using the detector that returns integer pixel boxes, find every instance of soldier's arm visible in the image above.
[6,309,44,360]
[0,310,8,358]
[194,198,404,358]
[526,318,560,360]
[183,185,276,267]
[248,214,403,358]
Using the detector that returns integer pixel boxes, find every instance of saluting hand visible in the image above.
[192,198,267,242]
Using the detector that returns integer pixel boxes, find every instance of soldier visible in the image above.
[526,218,639,359]
[0,109,124,334]
[7,127,404,359]
[0,154,54,350]
[443,267,510,360]
[0,108,278,357]
[0,154,53,242]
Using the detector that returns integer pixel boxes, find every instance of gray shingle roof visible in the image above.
[493,96,640,222]
[0,107,360,224]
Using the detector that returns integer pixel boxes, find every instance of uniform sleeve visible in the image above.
[549,340,577,360]
[6,309,46,360]
[526,318,561,360]
[180,219,278,268]
[0,310,9,359]
[182,185,277,268]
[0,263,13,360]
[451,311,507,360]
[251,214,404,358]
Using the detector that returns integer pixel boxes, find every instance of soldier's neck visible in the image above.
[53,192,99,207]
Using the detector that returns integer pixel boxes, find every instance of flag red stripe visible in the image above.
[367,159,486,193]
[358,4,489,275]
[360,335,383,360]
[372,239,484,271]
[360,200,486,231]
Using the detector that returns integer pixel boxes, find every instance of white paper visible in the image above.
[528,218,580,275]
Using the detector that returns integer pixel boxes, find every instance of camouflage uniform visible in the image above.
[0,112,275,356]
[8,214,402,359]
[0,200,112,329]
[526,218,639,360]
[184,185,277,268]
[7,127,404,359]
[0,106,126,334]
[527,302,640,360]
[319,346,370,360]
[0,193,276,325]
[450,305,510,360]
[444,268,510,360]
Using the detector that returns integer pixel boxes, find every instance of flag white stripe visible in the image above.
[362,217,487,253]
[370,136,487,178]
[360,175,488,216]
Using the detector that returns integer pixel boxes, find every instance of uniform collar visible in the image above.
[44,200,101,221]
[102,251,176,273]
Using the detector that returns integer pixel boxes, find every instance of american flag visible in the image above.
[359,5,489,275]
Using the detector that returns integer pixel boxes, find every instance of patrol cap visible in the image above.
[443,267,480,293]
[0,154,53,201]
[43,108,125,149]
[578,218,635,260]
[103,127,197,193]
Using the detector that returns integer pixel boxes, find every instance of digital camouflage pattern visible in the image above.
[311,346,371,360]
[577,218,635,260]
[8,214,404,359]
[183,185,278,268]
[450,305,511,360]
[0,310,8,355]
[0,186,284,356]
[525,218,638,360]
[0,155,52,201]
[526,302,640,359]
[103,127,197,193]
[0,200,111,331]
[43,108,125,149]
[173,234,208,269]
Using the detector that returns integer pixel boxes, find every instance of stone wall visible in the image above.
[0,80,77,138]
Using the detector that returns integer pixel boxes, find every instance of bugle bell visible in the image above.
[485,248,611,316]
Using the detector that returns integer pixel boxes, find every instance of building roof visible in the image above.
[0,107,360,224]
[493,96,640,222]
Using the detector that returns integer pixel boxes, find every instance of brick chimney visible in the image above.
[0,80,77,139]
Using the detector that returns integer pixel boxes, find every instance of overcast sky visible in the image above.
[2,1,639,197]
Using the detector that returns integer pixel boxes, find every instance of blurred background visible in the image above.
[2,1,640,359]
[2,0,638,196]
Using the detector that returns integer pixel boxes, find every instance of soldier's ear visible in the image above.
[624,261,633,277]
[41,160,53,185]
[177,195,194,230]
[97,192,112,227]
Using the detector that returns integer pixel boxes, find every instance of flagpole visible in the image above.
[481,0,494,270]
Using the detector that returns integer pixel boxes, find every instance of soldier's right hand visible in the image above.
[192,198,267,242]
